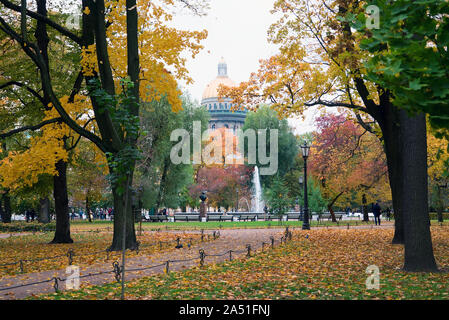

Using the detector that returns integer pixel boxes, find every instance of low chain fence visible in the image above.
[0,228,295,296]
[0,229,218,276]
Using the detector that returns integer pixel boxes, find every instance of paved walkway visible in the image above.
[0,232,39,239]
[0,228,287,300]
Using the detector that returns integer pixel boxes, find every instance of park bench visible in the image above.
[286,213,301,221]
[174,215,199,222]
[239,214,257,221]
[317,214,343,222]
[257,214,274,221]
[207,215,233,222]
[149,215,168,222]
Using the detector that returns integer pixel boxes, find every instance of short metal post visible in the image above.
[67,249,74,266]
[165,261,170,274]
[53,277,59,293]
[199,249,205,267]
[246,244,251,257]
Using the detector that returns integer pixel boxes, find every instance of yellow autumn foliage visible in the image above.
[0,0,207,192]
[0,94,95,190]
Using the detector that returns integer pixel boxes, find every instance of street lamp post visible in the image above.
[301,142,311,230]
[298,175,304,220]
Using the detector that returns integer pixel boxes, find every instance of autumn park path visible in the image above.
[0,224,394,300]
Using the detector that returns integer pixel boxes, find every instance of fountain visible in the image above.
[251,166,265,212]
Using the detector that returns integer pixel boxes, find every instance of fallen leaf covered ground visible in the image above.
[0,231,205,277]
[32,226,449,300]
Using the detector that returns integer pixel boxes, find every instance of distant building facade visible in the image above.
[201,58,247,131]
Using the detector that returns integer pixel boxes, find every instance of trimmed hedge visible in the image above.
[0,221,56,233]
[429,212,449,220]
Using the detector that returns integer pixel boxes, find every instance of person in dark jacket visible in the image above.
[385,207,391,221]
[373,202,382,226]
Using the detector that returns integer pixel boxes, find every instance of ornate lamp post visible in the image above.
[301,143,311,230]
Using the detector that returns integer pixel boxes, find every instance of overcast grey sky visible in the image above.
[172,0,318,135]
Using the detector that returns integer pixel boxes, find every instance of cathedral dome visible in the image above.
[202,58,236,100]
[202,76,236,100]
[201,58,247,132]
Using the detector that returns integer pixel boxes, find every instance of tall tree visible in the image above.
[309,113,390,221]
[350,0,443,272]
[0,0,207,250]
[218,0,424,246]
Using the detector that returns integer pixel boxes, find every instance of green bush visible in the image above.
[0,221,56,233]
[429,212,449,220]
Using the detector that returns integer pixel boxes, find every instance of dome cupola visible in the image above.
[218,57,227,77]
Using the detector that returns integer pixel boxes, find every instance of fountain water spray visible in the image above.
[251,166,265,212]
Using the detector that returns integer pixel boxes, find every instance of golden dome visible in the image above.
[202,76,236,100]
[202,58,237,100]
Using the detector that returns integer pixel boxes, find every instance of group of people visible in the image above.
[345,202,392,226]
[70,207,114,221]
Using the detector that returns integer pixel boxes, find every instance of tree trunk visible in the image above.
[50,160,73,243]
[400,111,438,272]
[39,197,50,223]
[378,102,404,244]
[436,186,444,223]
[155,157,170,211]
[0,197,4,223]
[0,195,10,223]
[86,193,92,223]
[108,175,137,251]
[327,192,343,223]
[1,193,12,223]
[362,206,369,222]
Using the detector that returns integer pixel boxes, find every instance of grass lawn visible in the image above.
[69,219,397,232]
[32,226,449,300]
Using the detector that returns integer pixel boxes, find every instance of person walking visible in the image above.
[385,207,391,221]
[30,208,36,222]
[373,201,382,226]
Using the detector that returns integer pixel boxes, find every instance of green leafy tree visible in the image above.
[135,95,210,211]
[349,0,443,271]
[265,175,293,217]
[354,0,449,134]
[243,105,298,187]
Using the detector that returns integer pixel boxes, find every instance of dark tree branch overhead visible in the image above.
[0,0,83,45]
[0,81,46,105]
[0,12,109,153]
[304,98,368,113]
[0,117,62,139]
